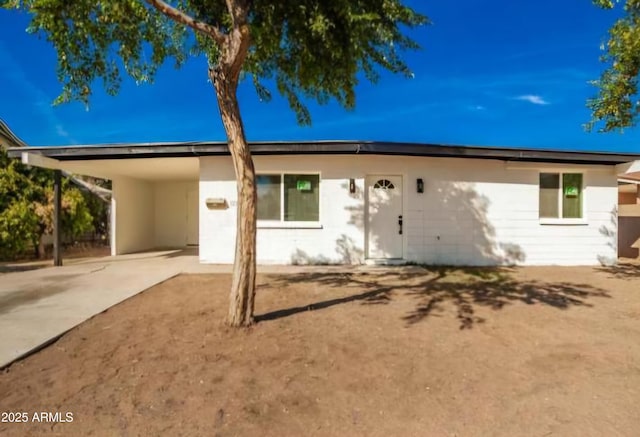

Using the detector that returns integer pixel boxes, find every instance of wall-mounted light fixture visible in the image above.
[205,198,229,210]
[417,178,424,193]
[349,178,356,194]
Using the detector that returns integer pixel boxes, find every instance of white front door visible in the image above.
[187,186,199,246]
[366,175,403,259]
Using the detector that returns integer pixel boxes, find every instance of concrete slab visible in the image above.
[0,249,198,368]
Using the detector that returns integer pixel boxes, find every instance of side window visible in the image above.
[562,174,583,219]
[539,173,560,218]
[256,175,281,220]
[284,174,320,222]
[539,173,583,219]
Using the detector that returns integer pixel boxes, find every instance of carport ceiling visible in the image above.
[62,157,199,181]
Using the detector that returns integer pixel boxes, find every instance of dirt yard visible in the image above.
[1,264,639,436]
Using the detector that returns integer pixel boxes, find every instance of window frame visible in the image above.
[538,171,587,225]
[256,171,322,229]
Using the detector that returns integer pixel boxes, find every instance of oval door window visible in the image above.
[373,179,395,189]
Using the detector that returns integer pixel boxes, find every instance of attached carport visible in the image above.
[15,148,200,259]
[101,158,200,255]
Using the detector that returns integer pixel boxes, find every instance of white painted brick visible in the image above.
[198,155,618,266]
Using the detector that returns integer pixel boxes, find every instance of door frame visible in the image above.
[364,174,405,260]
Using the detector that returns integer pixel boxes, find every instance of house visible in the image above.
[6,140,640,266]
[618,179,640,259]
[0,119,28,148]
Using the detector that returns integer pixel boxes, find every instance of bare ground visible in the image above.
[1,264,639,437]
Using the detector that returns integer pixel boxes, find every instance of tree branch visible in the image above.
[225,0,250,27]
[145,0,226,45]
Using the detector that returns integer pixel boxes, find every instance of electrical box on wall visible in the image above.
[205,198,229,210]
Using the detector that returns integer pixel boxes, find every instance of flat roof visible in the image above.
[7,140,640,165]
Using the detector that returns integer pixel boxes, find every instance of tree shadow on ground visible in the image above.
[256,268,611,329]
[596,261,640,280]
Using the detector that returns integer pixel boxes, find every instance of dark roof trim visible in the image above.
[7,140,640,165]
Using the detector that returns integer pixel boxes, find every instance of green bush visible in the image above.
[0,148,104,260]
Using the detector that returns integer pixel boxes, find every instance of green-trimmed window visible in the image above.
[539,173,583,219]
[257,173,320,222]
[256,175,281,220]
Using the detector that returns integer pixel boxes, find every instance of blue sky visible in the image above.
[0,0,639,152]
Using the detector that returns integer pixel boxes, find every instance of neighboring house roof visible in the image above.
[6,140,640,165]
[619,178,640,185]
[0,118,28,149]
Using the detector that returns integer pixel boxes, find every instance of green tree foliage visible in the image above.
[0,147,96,259]
[0,147,41,258]
[588,0,640,131]
[2,0,428,325]
[83,184,111,238]
[3,0,427,122]
[0,198,39,259]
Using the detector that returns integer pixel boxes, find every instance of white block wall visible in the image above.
[199,155,618,266]
[111,178,198,255]
[154,181,198,247]
[199,156,364,265]
[111,177,156,255]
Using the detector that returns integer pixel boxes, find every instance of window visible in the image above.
[257,173,320,222]
[256,175,281,220]
[373,179,395,189]
[539,173,583,219]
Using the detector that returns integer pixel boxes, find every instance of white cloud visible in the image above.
[515,94,550,105]
[55,124,70,139]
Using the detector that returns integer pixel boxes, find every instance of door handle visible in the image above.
[398,215,403,235]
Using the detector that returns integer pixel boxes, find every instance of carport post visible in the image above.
[53,169,62,267]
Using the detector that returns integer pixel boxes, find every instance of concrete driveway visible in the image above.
[1,248,381,368]
[0,249,207,368]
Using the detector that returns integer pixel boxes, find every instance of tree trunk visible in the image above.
[210,24,256,327]
[37,235,46,259]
